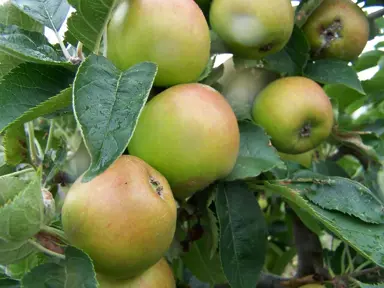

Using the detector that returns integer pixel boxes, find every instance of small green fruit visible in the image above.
[252,76,334,154]
[97,258,176,288]
[107,0,211,87]
[278,150,314,168]
[218,57,279,120]
[62,156,177,279]
[128,83,240,200]
[209,0,294,59]
[302,0,369,61]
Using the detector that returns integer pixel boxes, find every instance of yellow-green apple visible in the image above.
[107,0,211,87]
[299,285,325,288]
[302,0,369,61]
[61,155,177,279]
[128,83,240,200]
[96,258,175,288]
[218,57,279,120]
[252,76,334,154]
[209,0,294,59]
[278,150,314,168]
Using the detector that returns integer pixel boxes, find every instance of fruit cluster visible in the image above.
[60,0,369,286]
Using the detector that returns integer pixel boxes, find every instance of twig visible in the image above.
[368,8,384,20]
[40,225,68,244]
[349,266,381,278]
[27,238,65,260]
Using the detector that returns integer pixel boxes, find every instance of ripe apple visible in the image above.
[107,0,211,87]
[209,0,294,59]
[251,76,334,154]
[61,155,177,279]
[278,150,314,168]
[96,258,175,288]
[218,57,279,120]
[128,83,240,200]
[302,0,369,61]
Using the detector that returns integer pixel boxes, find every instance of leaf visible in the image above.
[264,25,310,76]
[0,63,75,133]
[356,281,384,288]
[0,239,36,265]
[0,53,23,81]
[289,170,384,224]
[0,25,69,65]
[265,182,384,269]
[216,182,267,288]
[0,2,43,32]
[354,50,384,72]
[226,122,284,181]
[294,0,324,28]
[5,87,73,134]
[0,278,20,287]
[21,246,98,288]
[182,233,227,286]
[3,125,28,166]
[11,0,70,30]
[0,173,44,242]
[304,59,365,94]
[323,84,365,112]
[73,54,157,182]
[3,252,42,279]
[65,0,117,53]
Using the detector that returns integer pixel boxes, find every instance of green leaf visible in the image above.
[65,0,116,53]
[5,87,73,134]
[323,84,365,112]
[265,182,384,268]
[312,160,349,178]
[304,59,365,94]
[354,50,384,72]
[3,125,28,166]
[0,2,43,32]
[0,239,36,265]
[73,54,157,182]
[3,252,42,280]
[0,25,69,65]
[226,122,284,181]
[0,278,20,287]
[356,281,384,288]
[0,173,44,242]
[21,246,98,288]
[216,182,267,288]
[182,232,227,286]
[264,25,310,76]
[11,0,70,30]
[289,170,384,224]
[0,53,23,81]
[0,63,75,133]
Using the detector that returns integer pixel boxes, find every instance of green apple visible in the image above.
[209,0,294,59]
[299,284,325,288]
[97,258,175,288]
[278,150,314,168]
[107,0,211,87]
[252,76,334,154]
[128,83,240,200]
[61,156,177,279]
[218,57,279,120]
[302,0,369,61]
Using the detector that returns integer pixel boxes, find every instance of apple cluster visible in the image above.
[60,0,369,286]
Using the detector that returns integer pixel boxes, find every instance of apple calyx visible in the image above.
[315,19,343,57]
[150,176,164,198]
[259,43,274,53]
[300,123,312,138]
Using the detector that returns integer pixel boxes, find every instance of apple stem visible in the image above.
[40,225,69,244]
[27,238,66,260]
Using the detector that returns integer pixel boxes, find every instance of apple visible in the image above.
[96,258,175,288]
[209,0,294,59]
[302,0,369,61]
[128,83,240,200]
[61,155,177,279]
[107,0,211,87]
[278,150,314,168]
[299,284,325,288]
[251,76,334,154]
[218,57,279,120]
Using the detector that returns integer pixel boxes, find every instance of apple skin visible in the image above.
[299,284,325,288]
[96,258,176,288]
[218,57,279,120]
[107,0,210,87]
[128,83,240,200]
[251,76,334,154]
[302,0,369,61]
[209,0,294,59]
[61,155,177,279]
[278,150,314,168]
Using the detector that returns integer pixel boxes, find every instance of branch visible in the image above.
[329,145,369,170]
[368,8,384,20]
